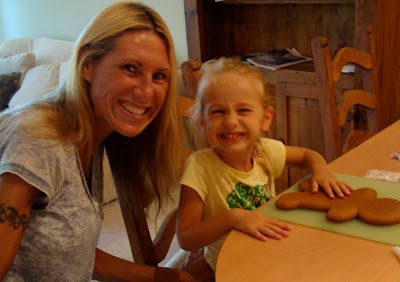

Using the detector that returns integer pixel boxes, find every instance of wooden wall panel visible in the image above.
[195,2,355,61]
[376,0,400,128]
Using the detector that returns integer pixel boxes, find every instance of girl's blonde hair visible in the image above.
[193,57,275,189]
[0,1,183,212]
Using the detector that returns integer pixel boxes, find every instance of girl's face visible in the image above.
[83,30,170,142]
[200,71,272,163]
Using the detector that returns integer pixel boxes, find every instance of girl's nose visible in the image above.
[224,112,239,128]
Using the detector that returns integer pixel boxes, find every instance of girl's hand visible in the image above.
[311,169,354,199]
[232,209,291,241]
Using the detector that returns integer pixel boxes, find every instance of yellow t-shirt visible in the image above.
[180,138,286,271]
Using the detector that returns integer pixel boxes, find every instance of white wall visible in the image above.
[0,0,188,64]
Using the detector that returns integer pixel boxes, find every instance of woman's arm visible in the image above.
[285,145,353,198]
[93,248,195,282]
[0,173,40,279]
[176,185,290,251]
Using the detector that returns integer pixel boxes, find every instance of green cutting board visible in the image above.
[261,173,400,246]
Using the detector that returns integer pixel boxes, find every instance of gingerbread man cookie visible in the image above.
[275,179,400,225]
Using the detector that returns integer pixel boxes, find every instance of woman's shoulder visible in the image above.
[1,113,74,157]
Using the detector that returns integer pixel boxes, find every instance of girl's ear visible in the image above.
[199,117,206,134]
[261,107,274,133]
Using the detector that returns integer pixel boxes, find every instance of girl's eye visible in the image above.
[239,109,251,113]
[211,109,224,115]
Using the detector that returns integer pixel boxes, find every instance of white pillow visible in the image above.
[0,38,34,56]
[33,37,75,65]
[8,64,60,108]
[58,60,71,88]
[0,52,36,74]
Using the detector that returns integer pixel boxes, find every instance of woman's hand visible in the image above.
[311,168,354,198]
[231,208,291,241]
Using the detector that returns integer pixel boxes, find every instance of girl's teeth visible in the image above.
[223,133,241,138]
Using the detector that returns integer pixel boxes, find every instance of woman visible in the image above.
[0,2,192,281]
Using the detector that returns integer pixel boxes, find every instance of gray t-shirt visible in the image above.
[0,119,103,281]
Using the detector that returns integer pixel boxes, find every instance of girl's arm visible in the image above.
[285,145,353,198]
[176,185,290,251]
[0,173,40,279]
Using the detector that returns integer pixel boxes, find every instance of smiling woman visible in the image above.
[0,2,193,281]
[82,30,171,143]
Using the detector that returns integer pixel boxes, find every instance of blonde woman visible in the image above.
[0,2,193,281]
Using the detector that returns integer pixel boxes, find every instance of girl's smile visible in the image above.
[201,71,272,171]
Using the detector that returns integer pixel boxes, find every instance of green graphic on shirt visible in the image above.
[226,182,271,210]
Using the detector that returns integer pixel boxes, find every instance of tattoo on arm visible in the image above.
[0,202,28,229]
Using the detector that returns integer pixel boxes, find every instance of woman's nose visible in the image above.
[134,75,153,100]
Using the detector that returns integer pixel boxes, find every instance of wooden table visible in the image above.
[216,120,400,281]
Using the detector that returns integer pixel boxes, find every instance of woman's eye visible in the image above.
[153,72,167,81]
[123,65,138,73]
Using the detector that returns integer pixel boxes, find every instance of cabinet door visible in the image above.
[275,82,323,194]
[274,81,354,193]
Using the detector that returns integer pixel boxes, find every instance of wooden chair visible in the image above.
[311,26,382,163]
[181,60,210,151]
[181,60,201,99]
[104,96,196,268]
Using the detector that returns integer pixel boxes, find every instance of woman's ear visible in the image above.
[80,46,93,83]
[82,59,93,83]
[261,107,274,133]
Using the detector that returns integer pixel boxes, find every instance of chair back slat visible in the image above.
[182,60,202,99]
[312,26,381,162]
[332,48,373,82]
[338,90,377,126]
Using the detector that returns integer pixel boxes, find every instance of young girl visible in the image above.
[176,57,353,273]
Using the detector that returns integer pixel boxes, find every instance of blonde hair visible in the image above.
[0,1,183,212]
[193,57,274,185]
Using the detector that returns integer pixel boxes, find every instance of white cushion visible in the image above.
[0,52,36,74]
[0,38,35,56]
[33,37,74,65]
[58,60,71,88]
[0,37,74,66]
[8,64,60,108]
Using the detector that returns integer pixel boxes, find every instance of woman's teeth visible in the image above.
[121,102,146,115]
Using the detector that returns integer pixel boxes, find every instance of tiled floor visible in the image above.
[97,187,182,266]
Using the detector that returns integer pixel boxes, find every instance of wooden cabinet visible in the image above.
[184,0,360,60]
[274,77,353,193]
[183,0,400,191]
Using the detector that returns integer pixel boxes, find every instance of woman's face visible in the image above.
[83,30,170,142]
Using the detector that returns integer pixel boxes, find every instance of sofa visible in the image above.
[0,37,118,203]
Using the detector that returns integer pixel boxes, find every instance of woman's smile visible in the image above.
[119,100,147,116]
[83,30,170,140]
